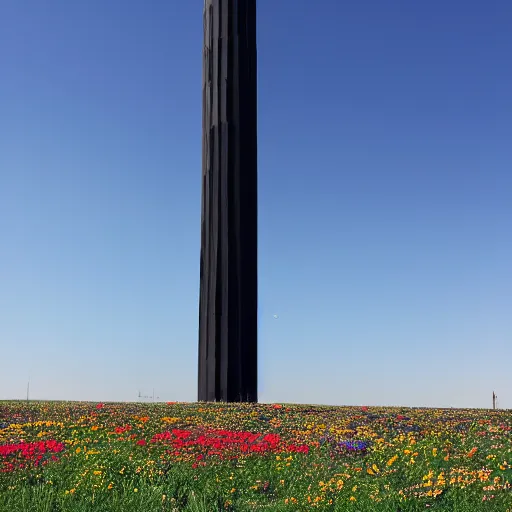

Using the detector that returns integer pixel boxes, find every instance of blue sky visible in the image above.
[1,0,511,409]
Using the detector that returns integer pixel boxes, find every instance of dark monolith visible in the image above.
[198,0,258,402]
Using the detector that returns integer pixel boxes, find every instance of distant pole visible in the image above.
[493,391,496,410]
[26,380,30,402]
[198,0,258,402]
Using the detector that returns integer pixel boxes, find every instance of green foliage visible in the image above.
[0,401,511,511]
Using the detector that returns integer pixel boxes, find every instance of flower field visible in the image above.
[0,401,511,511]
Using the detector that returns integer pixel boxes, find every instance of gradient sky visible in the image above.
[1,1,511,409]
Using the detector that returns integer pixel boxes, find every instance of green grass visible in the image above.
[1,401,511,511]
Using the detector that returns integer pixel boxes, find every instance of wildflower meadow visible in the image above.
[0,401,511,511]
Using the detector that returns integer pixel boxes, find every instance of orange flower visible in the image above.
[467,447,478,458]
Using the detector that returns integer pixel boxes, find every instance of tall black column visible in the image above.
[198,0,258,402]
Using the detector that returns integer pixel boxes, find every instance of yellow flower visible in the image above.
[387,455,398,466]
[423,470,434,481]
[372,464,380,473]
[432,448,438,457]
[107,483,114,490]
[75,447,81,454]
[349,496,356,501]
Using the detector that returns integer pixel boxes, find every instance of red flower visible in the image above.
[147,427,310,459]
[115,425,132,434]
[136,439,146,446]
[0,440,65,472]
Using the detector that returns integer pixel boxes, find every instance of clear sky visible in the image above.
[1,1,511,409]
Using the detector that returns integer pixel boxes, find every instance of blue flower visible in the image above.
[338,440,368,451]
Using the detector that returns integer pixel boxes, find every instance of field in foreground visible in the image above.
[0,402,511,511]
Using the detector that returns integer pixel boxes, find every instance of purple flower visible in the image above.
[338,440,368,451]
